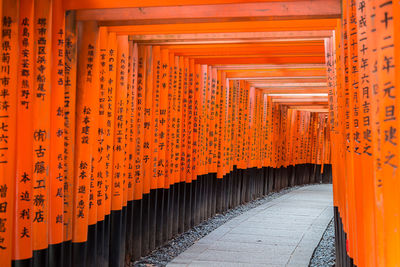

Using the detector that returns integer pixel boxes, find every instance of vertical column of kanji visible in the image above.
[148,46,159,251]
[168,54,176,188]
[191,63,201,225]
[375,1,400,264]
[108,35,128,267]
[166,52,175,239]
[210,67,218,215]
[184,58,194,230]
[132,45,145,261]
[180,58,188,185]
[356,1,377,265]
[313,113,319,166]
[230,81,239,202]
[248,86,255,169]
[121,39,131,260]
[265,96,271,168]
[299,111,308,168]
[257,90,263,170]
[342,0,356,259]
[175,57,183,185]
[235,79,243,185]
[242,82,250,171]
[262,94,267,168]
[269,97,274,169]
[308,113,314,168]
[198,64,207,220]
[253,91,259,169]
[86,26,101,267]
[72,20,99,265]
[222,73,230,177]
[149,46,159,198]
[199,65,207,178]
[286,109,292,169]
[13,0,32,264]
[242,82,250,197]
[151,46,162,248]
[191,63,200,184]
[0,0,15,263]
[294,110,300,169]
[236,81,243,170]
[178,57,188,232]
[95,26,108,267]
[285,108,290,168]
[125,41,138,261]
[186,59,194,184]
[214,69,223,212]
[290,109,296,168]
[277,105,282,170]
[158,48,168,243]
[49,0,65,264]
[169,55,179,232]
[32,0,51,264]
[230,81,237,170]
[334,19,347,244]
[151,46,161,190]
[394,0,400,262]
[176,56,185,230]
[257,91,262,170]
[364,2,383,264]
[63,11,77,258]
[103,32,117,264]
[211,68,218,175]
[348,1,364,264]
[335,18,346,251]
[141,45,152,256]
[158,49,168,191]
[272,104,278,170]
[326,32,339,220]
[281,106,287,170]
[217,70,225,180]
[205,66,212,176]
[316,113,322,168]
[290,110,296,168]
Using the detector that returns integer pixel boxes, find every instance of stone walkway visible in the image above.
[168,184,333,267]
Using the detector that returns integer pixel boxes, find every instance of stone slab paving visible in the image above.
[167,184,333,267]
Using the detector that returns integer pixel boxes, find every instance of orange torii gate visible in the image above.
[7,0,400,267]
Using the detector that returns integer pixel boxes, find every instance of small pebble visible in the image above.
[309,219,336,267]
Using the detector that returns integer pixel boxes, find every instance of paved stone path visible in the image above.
[168,184,333,267]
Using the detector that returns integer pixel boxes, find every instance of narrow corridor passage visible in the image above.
[168,184,333,267]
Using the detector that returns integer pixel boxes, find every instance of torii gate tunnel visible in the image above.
[0,0,398,266]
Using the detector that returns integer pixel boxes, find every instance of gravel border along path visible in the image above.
[309,218,336,267]
[132,186,303,267]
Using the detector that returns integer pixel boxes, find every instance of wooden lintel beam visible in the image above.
[225,69,326,78]
[272,98,328,103]
[107,19,338,35]
[289,108,328,112]
[128,31,333,43]
[65,0,323,10]
[215,64,326,69]
[243,78,327,83]
[76,1,340,25]
[256,88,328,94]
[250,82,327,87]
[275,101,327,105]
[194,56,325,65]
[286,105,329,109]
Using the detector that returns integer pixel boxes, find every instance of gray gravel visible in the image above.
[309,218,336,267]
[132,186,302,267]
